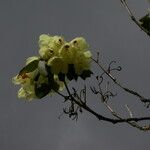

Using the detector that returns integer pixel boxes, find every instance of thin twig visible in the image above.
[104,102,150,131]
[61,81,150,129]
[92,57,150,104]
[125,104,133,118]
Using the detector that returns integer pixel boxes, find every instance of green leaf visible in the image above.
[58,72,65,81]
[50,80,59,92]
[45,65,60,92]
[34,83,51,99]
[139,14,150,32]
[19,59,39,75]
[32,70,40,81]
[45,65,53,79]
[80,70,93,80]
[67,64,78,81]
[34,71,59,98]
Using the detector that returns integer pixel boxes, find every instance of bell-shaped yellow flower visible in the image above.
[59,43,73,64]
[47,56,68,74]
[12,73,37,100]
[70,37,89,51]
[13,35,93,100]
[39,34,53,47]
[39,34,65,60]
[73,51,91,75]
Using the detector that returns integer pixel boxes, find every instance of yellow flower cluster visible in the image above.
[12,34,92,100]
[39,34,92,75]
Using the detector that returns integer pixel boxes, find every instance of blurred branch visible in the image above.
[120,0,150,36]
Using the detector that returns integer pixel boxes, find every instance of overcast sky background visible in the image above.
[0,0,150,150]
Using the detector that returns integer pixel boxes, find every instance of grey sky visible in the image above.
[0,0,150,150]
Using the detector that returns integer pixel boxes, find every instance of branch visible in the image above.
[60,81,150,131]
[120,0,150,36]
[92,57,150,105]
[104,102,150,131]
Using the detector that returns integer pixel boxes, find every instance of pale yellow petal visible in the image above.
[84,51,92,58]
[70,37,88,51]
[47,57,68,74]
[39,34,53,47]
[39,46,54,60]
